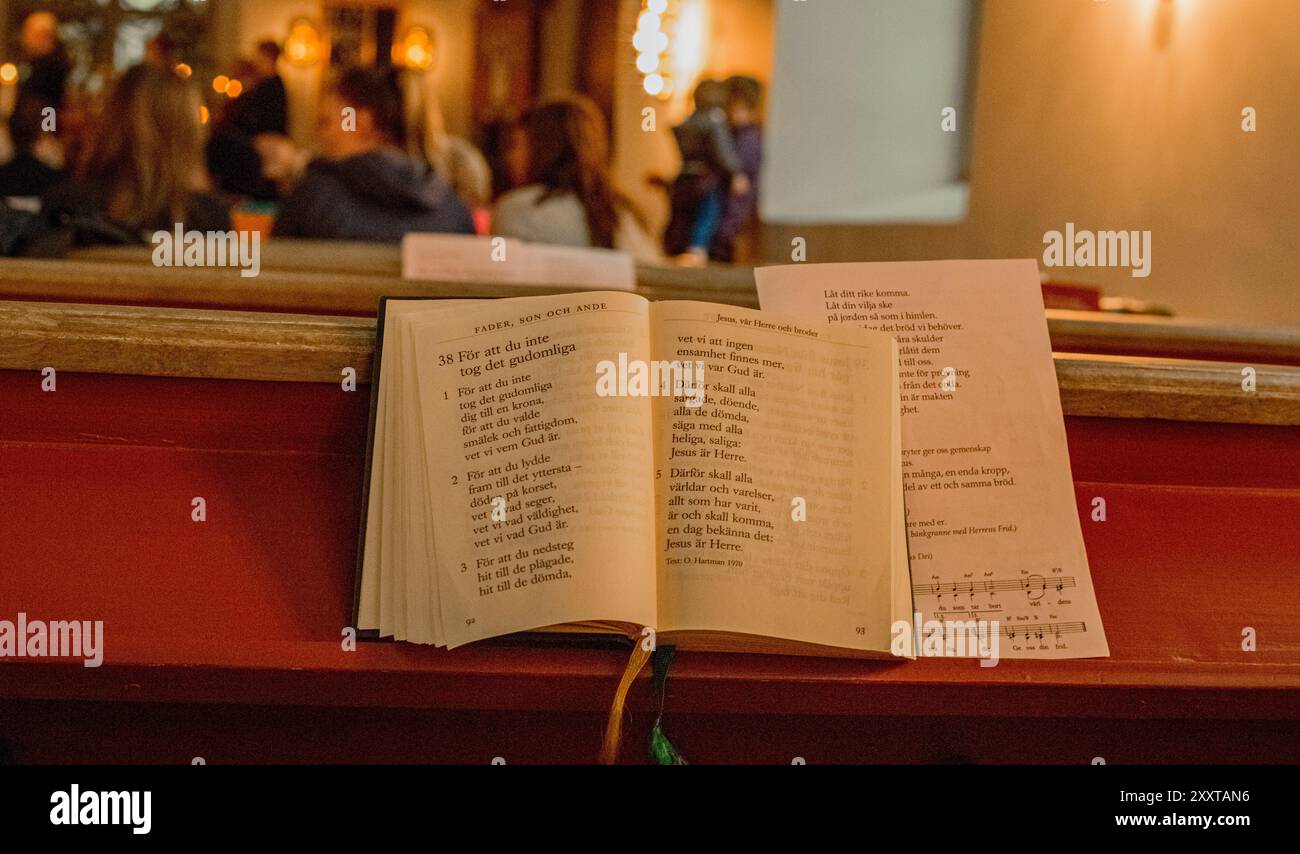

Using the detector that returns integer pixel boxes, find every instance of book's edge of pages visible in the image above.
[890,337,918,659]
[351,296,394,632]
[657,630,900,659]
[493,624,901,659]
[352,294,500,632]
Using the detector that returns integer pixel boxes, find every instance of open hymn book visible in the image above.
[355,291,912,657]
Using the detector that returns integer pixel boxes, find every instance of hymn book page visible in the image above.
[757,260,1109,658]
[649,302,907,653]
[408,292,657,647]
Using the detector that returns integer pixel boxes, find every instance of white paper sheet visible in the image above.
[757,260,1108,659]
[401,234,636,291]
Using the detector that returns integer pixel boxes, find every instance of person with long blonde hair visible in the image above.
[44,63,228,238]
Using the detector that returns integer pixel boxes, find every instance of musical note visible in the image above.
[913,576,1077,598]
[999,621,1086,640]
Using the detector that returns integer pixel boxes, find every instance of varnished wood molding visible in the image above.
[2,301,1298,424]
[1048,309,1300,366]
[1055,353,1300,426]
[73,239,759,288]
[2,256,759,313]
[0,300,377,383]
[25,253,1300,364]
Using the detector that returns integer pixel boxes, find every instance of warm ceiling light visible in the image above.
[285,18,323,67]
[394,26,436,70]
[0,63,17,84]
[212,74,229,93]
[225,79,243,98]
[174,62,192,79]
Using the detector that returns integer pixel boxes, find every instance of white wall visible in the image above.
[762,0,973,224]
[762,0,1300,326]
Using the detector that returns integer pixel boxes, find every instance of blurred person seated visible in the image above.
[708,76,764,264]
[273,67,474,242]
[662,79,744,266]
[0,94,63,203]
[400,69,493,232]
[41,63,230,246]
[481,115,530,201]
[493,95,660,263]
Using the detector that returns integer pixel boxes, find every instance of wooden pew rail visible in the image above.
[1,298,1297,763]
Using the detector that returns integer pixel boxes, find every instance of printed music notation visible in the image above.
[912,574,1077,600]
[1000,621,1087,641]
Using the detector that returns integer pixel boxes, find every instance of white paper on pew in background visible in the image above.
[400,234,636,291]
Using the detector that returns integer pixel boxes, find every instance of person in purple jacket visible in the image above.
[709,76,764,264]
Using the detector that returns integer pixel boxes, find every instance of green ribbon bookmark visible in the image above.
[649,645,687,765]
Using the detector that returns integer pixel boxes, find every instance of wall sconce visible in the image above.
[285,18,324,67]
[1153,0,1176,50]
[393,25,436,70]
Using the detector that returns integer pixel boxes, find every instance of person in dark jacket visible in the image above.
[273,68,474,241]
[17,12,69,112]
[709,76,764,264]
[230,41,289,137]
[663,79,743,263]
[0,94,62,200]
[207,41,289,200]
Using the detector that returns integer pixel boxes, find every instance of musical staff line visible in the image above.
[913,575,1077,599]
[1001,621,1086,640]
